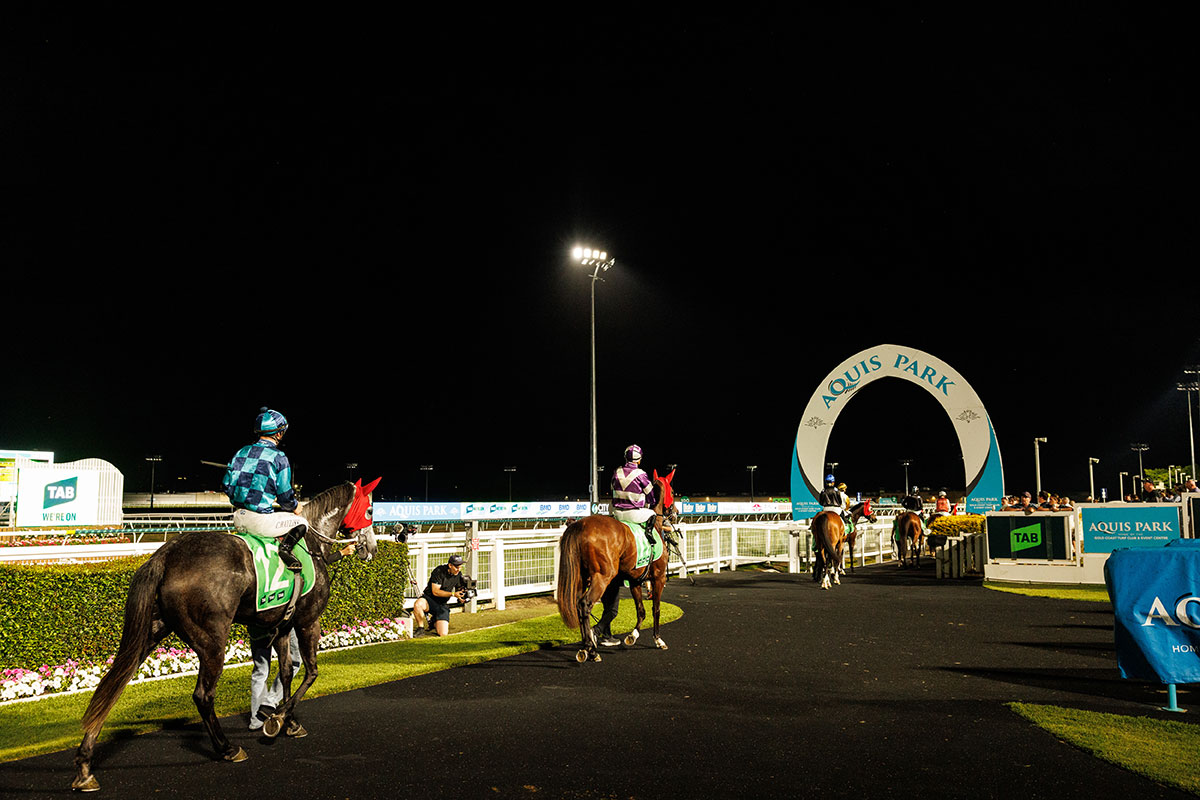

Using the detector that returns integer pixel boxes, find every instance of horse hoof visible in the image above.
[286,721,308,738]
[71,774,101,792]
[655,638,668,650]
[576,650,588,663]
[262,715,283,738]
[225,746,248,763]
[624,629,640,647]
[592,652,602,662]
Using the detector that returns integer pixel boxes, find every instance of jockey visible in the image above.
[611,444,658,548]
[929,490,952,528]
[223,408,307,573]
[894,485,925,539]
[817,475,842,513]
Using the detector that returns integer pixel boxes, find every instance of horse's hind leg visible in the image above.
[575,578,607,662]
[177,620,245,763]
[72,618,169,792]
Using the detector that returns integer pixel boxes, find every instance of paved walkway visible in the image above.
[2,564,1194,798]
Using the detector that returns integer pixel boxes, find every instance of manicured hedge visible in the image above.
[0,538,410,670]
[929,514,985,536]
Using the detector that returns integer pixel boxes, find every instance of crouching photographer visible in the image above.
[412,554,476,637]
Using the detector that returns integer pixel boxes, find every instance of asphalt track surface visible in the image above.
[2,564,1195,799]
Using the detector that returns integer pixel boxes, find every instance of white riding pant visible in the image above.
[233,509,308,539]
[613,507,656,526]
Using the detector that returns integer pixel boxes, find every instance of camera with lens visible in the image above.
[458,575,478,600]
[394,524,417,544]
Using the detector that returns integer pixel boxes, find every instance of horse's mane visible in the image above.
[299,482,354,534]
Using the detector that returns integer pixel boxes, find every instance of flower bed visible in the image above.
[0,530,133,547]
[0,617,412,703]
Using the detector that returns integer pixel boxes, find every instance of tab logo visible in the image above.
[44,477,78,509]
[1010,522,1042,553]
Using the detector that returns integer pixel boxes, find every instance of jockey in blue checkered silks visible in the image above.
[223,407,307,572]
[611,444,658,547]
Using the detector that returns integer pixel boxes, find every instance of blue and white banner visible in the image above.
[680,501,790,516]
[1082,505,1181,553]
[374,500,591,522]
[1105,542,1200,684]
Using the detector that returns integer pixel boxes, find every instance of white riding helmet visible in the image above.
[624,444,643,463]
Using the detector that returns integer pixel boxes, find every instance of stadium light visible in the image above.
[574,245,616,508]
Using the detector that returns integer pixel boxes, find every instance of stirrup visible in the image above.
[278,548,302,572]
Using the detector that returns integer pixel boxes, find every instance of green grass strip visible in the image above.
[0,600,680,763]
[984,582,1111,603]
[1010,702,1200,795]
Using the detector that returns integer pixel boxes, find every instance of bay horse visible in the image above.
[895,510,923,568]
[556,473,676,663]
[810,510,845,589]
[843,500,877,574]
[71,479,380,793]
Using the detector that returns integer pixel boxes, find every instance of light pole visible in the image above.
[1088,458,1099,501]
[504,466,516,502]
[1179,377,1199,478]
[573,245,615,508]
[420,465,433,502]
[1119,471,1129,500]
[900,459,913,495]
[1033,438,1047,495]
[746,465,758,502]
[145,456,162,510]
[1130,443,1149,487]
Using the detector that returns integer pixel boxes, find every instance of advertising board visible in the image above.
[15,469,101,527]
[1080,504,1181,553]
[985,513,1073,561]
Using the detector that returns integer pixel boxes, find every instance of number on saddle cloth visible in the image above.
[232,532,317,612]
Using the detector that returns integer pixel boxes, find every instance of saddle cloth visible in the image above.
[619,520,664,569]
[230,532,316,612]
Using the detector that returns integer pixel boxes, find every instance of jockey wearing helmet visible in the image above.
[611,444,658,548]
[223,407,308,572]
[817,475,842,511]
[894,484,926,539]
[930,489,952,528]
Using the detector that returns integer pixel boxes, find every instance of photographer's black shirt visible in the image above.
[423,565,466,604]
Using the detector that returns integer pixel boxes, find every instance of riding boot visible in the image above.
[643,517,657,547]
[277,525,306,573]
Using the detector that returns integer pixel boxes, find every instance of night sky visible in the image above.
[5,10,1197,505]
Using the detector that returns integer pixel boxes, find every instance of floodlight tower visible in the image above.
[573,246,615,509]
[1130,443,1149,485]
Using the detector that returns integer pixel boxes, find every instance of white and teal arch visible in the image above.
[791,344,1004,518]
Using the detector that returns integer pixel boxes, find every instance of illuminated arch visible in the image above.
[790,344,1004,518]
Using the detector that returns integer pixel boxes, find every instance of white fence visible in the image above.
[0,521,903,608]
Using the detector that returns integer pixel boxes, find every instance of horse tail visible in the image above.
[556,523,583,630]
[81,553,165,734]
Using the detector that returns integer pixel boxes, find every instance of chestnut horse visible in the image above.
[895,510,924,568]
[556,473,676,663]
[72,479,380,793]
[811,510,846,589]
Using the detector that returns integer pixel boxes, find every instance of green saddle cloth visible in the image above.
[619,521,665,568]
[230,531,316,612]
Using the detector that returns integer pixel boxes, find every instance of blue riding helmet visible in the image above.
[825,473,835,483]
[255,407,289,435]
[624,444,643,463]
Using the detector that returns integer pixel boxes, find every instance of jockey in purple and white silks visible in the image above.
[611,444,658,546]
